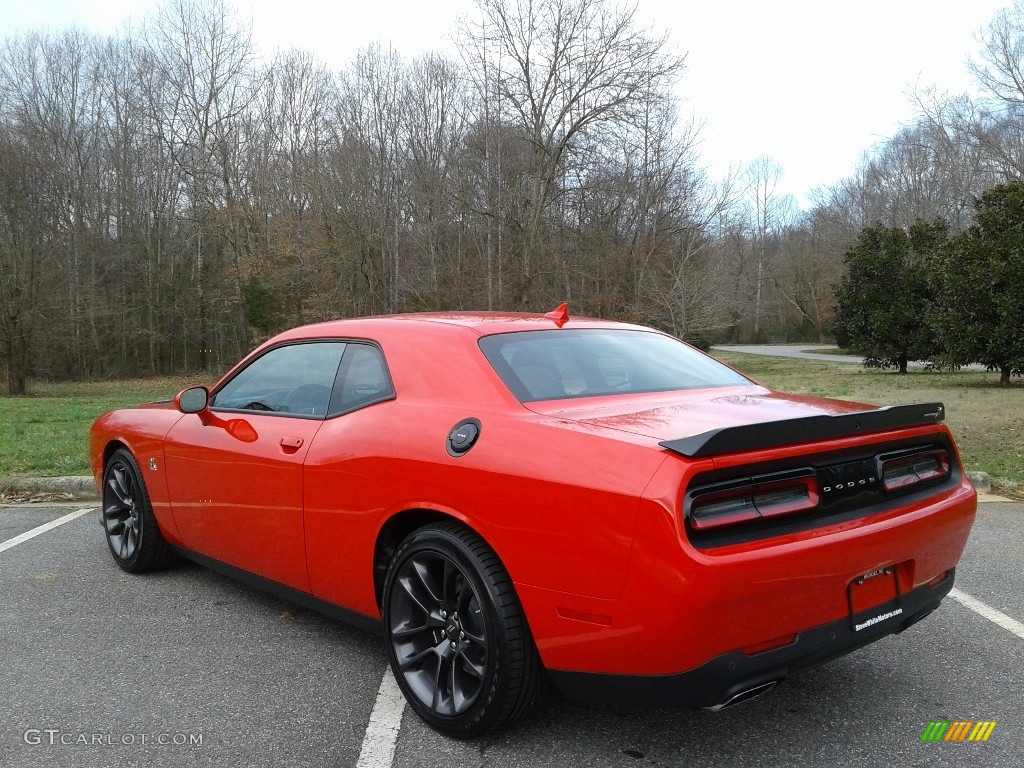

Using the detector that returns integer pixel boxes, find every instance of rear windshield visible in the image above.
[479,329,750,402]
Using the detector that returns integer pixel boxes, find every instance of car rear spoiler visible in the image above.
[659,402,946,459]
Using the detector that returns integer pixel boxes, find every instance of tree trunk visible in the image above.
[6,331,28,396]
[1001,365,1011,386]
[898,355,908,375]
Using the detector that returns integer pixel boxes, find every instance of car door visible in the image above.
[301,342,398,611]
[163,341,347,591]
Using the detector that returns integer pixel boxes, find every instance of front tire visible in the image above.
[382,523,543,737]
[101,448,175,573]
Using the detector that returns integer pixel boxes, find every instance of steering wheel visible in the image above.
[283,384,331,416]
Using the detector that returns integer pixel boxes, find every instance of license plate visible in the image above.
[848,567,903,632]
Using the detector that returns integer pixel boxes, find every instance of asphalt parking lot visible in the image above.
[1,502,1021,768]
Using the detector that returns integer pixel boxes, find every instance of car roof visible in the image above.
[271,311,651,342]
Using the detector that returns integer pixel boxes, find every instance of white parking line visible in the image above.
[949,587,1024,640]
[356,667,406,768]
[0,508,94,554]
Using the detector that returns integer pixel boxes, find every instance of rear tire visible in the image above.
[382,522,544,737]
[101,449,175,573]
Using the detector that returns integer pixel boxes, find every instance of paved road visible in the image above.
[1,503,1021,768]
[712,344,866,364]
[712,346,993,373]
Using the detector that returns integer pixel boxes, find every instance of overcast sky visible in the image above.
[1,0,1013,207]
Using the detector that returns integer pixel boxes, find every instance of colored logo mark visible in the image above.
[921,721,997,742]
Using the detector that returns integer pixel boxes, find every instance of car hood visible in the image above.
[525,385,876,443]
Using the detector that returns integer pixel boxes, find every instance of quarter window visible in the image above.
[328,343,395,415]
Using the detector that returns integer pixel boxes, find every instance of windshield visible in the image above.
[479,329,750,402]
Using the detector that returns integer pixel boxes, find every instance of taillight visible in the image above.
[689,490,759,529]
[878,449,950,492]
[754,477,821,518]
[690,475,819,530]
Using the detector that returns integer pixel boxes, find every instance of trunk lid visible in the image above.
[525,385,878,445]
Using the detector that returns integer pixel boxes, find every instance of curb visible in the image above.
[0,476,98,501]
[966,471,992,494]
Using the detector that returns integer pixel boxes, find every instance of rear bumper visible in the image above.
[547,570,954,708]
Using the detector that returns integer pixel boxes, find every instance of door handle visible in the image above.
[280,436,304,450]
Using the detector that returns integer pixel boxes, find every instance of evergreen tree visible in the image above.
[937,183,1024,385]
[834,221,947,374]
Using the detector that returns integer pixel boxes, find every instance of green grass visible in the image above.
[3,358,1023,492]
[801,347,857,356]
[715,351,1024,489]
[0,376,208,477]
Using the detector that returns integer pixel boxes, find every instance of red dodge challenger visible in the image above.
[90,307,977,737]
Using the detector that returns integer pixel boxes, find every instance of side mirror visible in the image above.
[174,386,210,415]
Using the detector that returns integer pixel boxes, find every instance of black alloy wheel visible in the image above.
[101,449,174,573]
[383,523,543,737]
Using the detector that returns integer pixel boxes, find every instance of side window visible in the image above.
[211,342,346,417]
[328,344,394,415]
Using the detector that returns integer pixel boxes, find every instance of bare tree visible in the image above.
[239,48,338,330]
[329,44,406,313]
[769,220,837,343]
[743,156,795,335]
[955,2,1024,180]
[971,0,1024,105]
[399,53,471,305]
[143,0,258,368]
[459,0,685,305]
[0,132,47,395]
